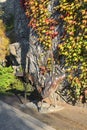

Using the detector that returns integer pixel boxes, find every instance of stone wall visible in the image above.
[1,0,63,74]
[14,0,29,41]
[0,0,30,71]
[13,0,30,71]
[0,0,15,16]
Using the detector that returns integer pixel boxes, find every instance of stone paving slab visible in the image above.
[0,100,56,130]
[26,102,64,113]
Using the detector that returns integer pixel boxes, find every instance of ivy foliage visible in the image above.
[24,0,58,50]
[55,0,87,97]
[22,0,87,99]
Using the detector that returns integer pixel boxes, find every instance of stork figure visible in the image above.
[40,73,65,108]
[27,65,65,110]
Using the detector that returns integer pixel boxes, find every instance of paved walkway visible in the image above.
[0,100,56,130]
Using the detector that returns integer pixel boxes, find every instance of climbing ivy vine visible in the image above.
[21,0,87,99]
[24,0,58,50]
[55,0,87,97]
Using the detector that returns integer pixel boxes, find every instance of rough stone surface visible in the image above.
[14,0,29,41]
[0,0,30,71]
[9,40,29,71]
[0,0,15,16]
[0,0,66,108]
[26,101,64,113]
[1,0,63,73]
